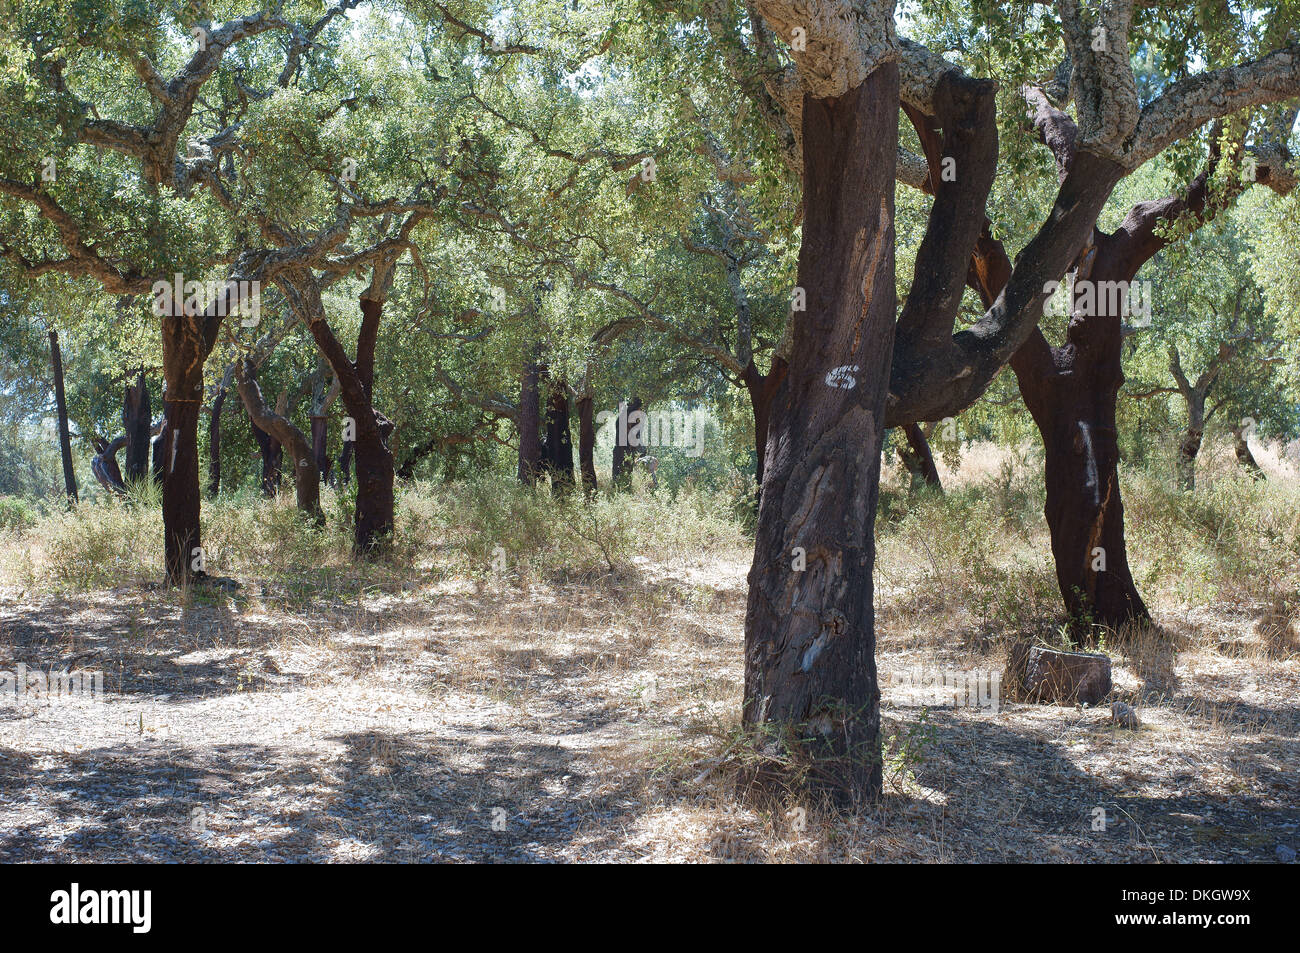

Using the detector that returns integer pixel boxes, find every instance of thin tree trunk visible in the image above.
[310,416,331,484]
[123,371,151,484]
[1174,385,1206,492]
[91,436,127,494]
[338,440,353,486]
[159,317,216,584]
[898,422,942,494]
[543,380,575,494]
[517,352,543,485]
[1176,426,1203,491]
[577,392,597,496]
[250,416,283,497]
[48,329,77,506]
[310,363,339,485]
[741,67,897,805]
[207,363,234,499]
[280,270,393,552]
[351,296,395,547]
[611,397,642,490]
[151,407,167,486]
[236,361,321,518]
[741,360,789,491]
[1233,426,1266,479]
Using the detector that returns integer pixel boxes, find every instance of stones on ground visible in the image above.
[1005,642,1112,705]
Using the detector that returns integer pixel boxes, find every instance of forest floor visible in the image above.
[1,549,1297,862]
[1,447,1298,862]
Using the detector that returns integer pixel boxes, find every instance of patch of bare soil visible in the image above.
[1,553,1296,863]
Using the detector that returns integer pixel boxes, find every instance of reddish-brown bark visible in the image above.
[742,67,897,805]
[542,380,575,494]
[898,422,942,493]
[610,397,642,490]
[123,371,152,484]
[157,302,226,585]
[577,393,598,496]
[741,358,788,491]
[49,329,77,506]
[236,361,321,519]
[517,353,543,486]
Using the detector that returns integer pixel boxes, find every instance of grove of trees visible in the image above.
[1,0,1297,804]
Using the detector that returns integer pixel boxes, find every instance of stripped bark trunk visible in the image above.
[898,422,942,494]
[207,363,234,498]
[91,436,127,494]
[338,440,353,486]
[351,296,395,547]
[741,360,789,491]
[543,380,575,494]
[250,414,283,497]
[611,397,642,490]
[741,67,897,805]
[278,270,393,553]
[158,301,226,585]
[123,371,152,484]
[1233,426,1266,479]
[517,351,543,485]
[577,392,597,496]
[309,363,340,485]
[236,361,321,518]
[48,330,77,506]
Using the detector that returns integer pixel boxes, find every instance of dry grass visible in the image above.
[0,458,1297,863]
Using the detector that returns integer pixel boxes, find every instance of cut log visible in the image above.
[1006,642,1112,705]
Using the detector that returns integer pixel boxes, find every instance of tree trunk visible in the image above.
[1011,333,1152,630]
[741,67,897,805]
[543,380,575,494]
[517,353,543,485]
[48,329,77,506]
[236,361,321,519]
[610,397,642,490]
[350,296,395,548]
[1175,426,1203,491]
[281,272,393,552]
[741,360,789,491]
[346,405,394,552]
[971,224,1149,630]
[123,371,152,484]
[1174,385,1206,492]
[338,439,353,486]
[91,436,127,494]
[159,318,213,585]
[577,392,597,496]
[207,364,234,499]
[898,422,943,494]
[251,417,283,497]
[1233,426,1266,479]
[310,416,331,484]
[309,363,339,485]
[207,387,225,498]
[151,409,167,486]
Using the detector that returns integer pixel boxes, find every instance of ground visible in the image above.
[1,441,1298,862]
[2,543,1296,863]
